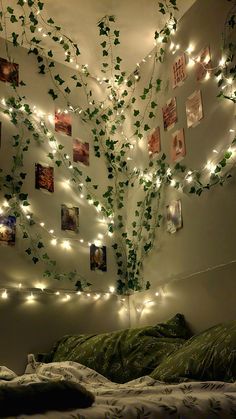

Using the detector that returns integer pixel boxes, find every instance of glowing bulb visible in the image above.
[98,233,103,239]
[40,222,45,227]
[1,290,8,299]
[77,291,81,295]
[109,286,115,293]
[61,240,71,250]
[219,57,226,67]
[186,44,194,54]
[108,232,113,237]
[51,238,57,246]
[206,161,216,174]
[36,282,46,291]
[155,292,159,297]
[88,199,93,205]
[0,208,3,215]
[87,293,91,297]
[80,239,84,243]
[49,229,54,234]
[27,293,34,302]
[170,179,176,187]
[55,291,60,295]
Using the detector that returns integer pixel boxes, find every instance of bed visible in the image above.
[1,361,236,419]
[1,313,236,418]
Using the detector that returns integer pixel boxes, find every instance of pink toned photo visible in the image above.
[73,139,89,166]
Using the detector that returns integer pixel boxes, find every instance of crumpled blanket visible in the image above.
[1,361,236,418]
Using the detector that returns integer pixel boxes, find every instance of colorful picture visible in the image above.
[148,127,161,157]
[73,138,89,166]
[172,54,187,88]
[0,121,1,147]
[61,204,79,232]
[186,90,203,128]
[162,97,177,131]
[55,110,72,136]
[196,46,211,82]
[171,129,186,162]
[35,163,54,193]
[0,58,19,86]
[0,216,16,246]
[90,244,107,272]
[166,200,182,234]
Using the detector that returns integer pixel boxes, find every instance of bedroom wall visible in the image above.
[129,0,236,333]
[0,40,129,372]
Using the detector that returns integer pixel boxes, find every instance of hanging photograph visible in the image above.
[61,204,79,232]
[148,127,161,157]
[166,200,182,234]
[196,46,211,82]
[0,215,16,246]
[162,97,177,131]
[171,129,186,162]
[0,57,19,86]
[90,244,107,272]
[172,54,187,88]
[35,163,54,193]
[55,110,72,136]
[186,90,203,128]
[0,121,1,147]
[73,138,89,166]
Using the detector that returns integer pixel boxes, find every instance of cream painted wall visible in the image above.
[129,0,236,332]
[0,40,118,290]
[0,0,235,372]
[0,38,128,371]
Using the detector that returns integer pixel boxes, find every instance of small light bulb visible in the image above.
[109,286,115,293]
[61,240,71,250]
[1,290,8,299]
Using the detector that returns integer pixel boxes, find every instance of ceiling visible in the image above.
[2,0,196,74]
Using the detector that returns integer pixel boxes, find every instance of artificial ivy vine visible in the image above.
[0,0,235,294]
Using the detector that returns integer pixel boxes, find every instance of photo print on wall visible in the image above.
[90,244,107,272]
[55,110,72,136]
[148,127,161,158]
[171,129,186,162]
[0,57,19,86]
[166,200,182,234]
[186,90,203,128]
[0,215,16,246]
[172,53,187,88]
[162,97,177,131]
[73,138,89,166]
[61,204,79,233]
[196,46,211,82]
[35,163,54,193]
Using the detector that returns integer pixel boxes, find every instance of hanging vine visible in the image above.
[0,0,235,294]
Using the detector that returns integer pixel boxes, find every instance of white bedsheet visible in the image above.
[2,361,236,418]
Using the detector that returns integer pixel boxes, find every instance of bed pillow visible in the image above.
[151,319,236,383]
[36,313,191,383]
